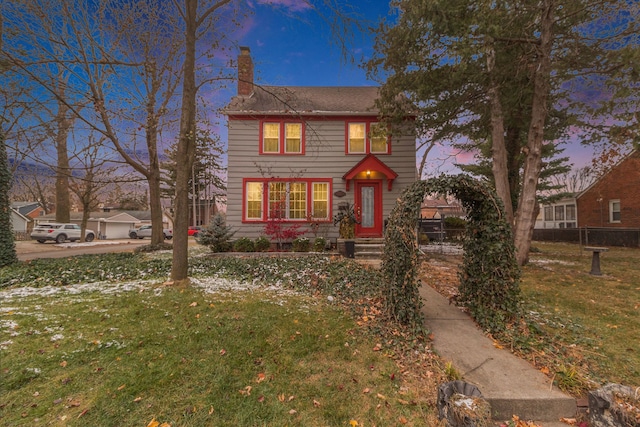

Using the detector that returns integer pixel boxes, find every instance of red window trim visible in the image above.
[242,178,333,223]
[345,121,391,155]
[259,120,306,155]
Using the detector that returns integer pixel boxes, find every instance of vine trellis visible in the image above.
[382,175,521,333]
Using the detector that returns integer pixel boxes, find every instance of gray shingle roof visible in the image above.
[225,86,381,116]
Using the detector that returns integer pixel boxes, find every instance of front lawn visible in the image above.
[0,252,444,426]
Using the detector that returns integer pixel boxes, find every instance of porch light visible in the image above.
[366,170,371,177]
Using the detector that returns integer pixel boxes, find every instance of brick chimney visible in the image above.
[237,46,253,96]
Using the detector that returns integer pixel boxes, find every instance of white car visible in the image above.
[129,225,173,240]
[31,223,96,244]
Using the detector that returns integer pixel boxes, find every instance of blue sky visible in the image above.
[219,0,596,176]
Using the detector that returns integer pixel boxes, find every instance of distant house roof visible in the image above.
[576,149,639,199]
[37,211,140,224]
[11,201,42,217]
[225,86,382,116]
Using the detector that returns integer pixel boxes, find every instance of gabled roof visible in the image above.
[225,86,381,116]
[11,201,42,216]
[576,149,639,199]
[343,154,398,191]
[10,207,30,222]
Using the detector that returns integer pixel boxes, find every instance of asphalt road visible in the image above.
[16,239,151,261]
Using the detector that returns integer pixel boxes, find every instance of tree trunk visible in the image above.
[486,41,514,224]
[171,0,198,283]
[514,0,555,266]
[54,95,72,223]
[145,72,165,246]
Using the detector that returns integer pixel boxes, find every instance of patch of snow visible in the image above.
[530,258,575,266]
[53,241,126,248]
[50,334,64,342]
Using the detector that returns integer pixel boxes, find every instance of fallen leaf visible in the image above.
[288,395,295,402]
[189,302,198,307]
[289,409,297,415]
[68,400,81,407]
[117,384,126,391]
[60,360,67,368]
[133,397,143,402]
[373,343,382,351]
[399,416,408,424]
[350,421,359,427]
[313,399,321,407]
[258,395,265,402]
[77,409,88,418]
[146,419,160,427]
[493,341,504,349]
[256,373,266,383]
[560,418,577,425]
[376,393,386,400]
[239,386,252,396]
[219,349,226,356]
[209,406,214,414]
[278,394,286,402]
[33,392,40,397]
[362,388,371,394]
[540,366,550,375]
[397,399,410,405]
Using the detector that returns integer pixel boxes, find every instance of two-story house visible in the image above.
[224,47,417,242]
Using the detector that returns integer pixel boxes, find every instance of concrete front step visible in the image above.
[353,238,384,260]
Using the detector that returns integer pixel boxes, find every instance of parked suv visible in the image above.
[129,225,173,240]
[30,223,96,244]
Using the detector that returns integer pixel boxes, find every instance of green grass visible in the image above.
[0,252,442,426]
[510,242,640,393]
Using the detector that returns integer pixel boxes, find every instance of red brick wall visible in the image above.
[577,151,640,228]
[237,47,253,96]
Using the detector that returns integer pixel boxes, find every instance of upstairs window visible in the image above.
[346,121,390,154]
[260,121,304,154]
[348,123,366,153]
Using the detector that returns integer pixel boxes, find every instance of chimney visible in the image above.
[237,46,253,96]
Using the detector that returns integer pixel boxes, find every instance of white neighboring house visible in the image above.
[10,208,30,233]
[535,196,578,229]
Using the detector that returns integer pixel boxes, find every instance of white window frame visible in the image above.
[609,199,621,223]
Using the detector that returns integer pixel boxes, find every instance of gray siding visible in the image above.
[227,118,416,240]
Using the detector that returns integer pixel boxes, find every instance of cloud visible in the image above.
[257,0,312,12]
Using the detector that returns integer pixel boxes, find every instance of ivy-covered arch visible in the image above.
[382,175,521,333]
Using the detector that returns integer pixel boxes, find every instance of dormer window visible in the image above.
[346,121,390,154]
[260,120,305,154]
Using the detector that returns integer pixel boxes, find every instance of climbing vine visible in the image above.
[382,175,521,333]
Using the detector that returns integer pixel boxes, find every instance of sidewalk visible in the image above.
[420,284,577,425]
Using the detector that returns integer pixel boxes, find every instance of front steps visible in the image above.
[338,238,385,260]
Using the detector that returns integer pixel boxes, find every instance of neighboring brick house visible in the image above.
[576,150,640,228]
[224,47,417,240]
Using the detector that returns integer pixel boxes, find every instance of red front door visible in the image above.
[355,180,383,237]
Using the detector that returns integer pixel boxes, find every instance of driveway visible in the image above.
[15,239,150,261]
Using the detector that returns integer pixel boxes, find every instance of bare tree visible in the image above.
[68,134,123,241]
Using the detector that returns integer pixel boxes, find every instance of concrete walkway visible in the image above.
[420,284,577,425]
